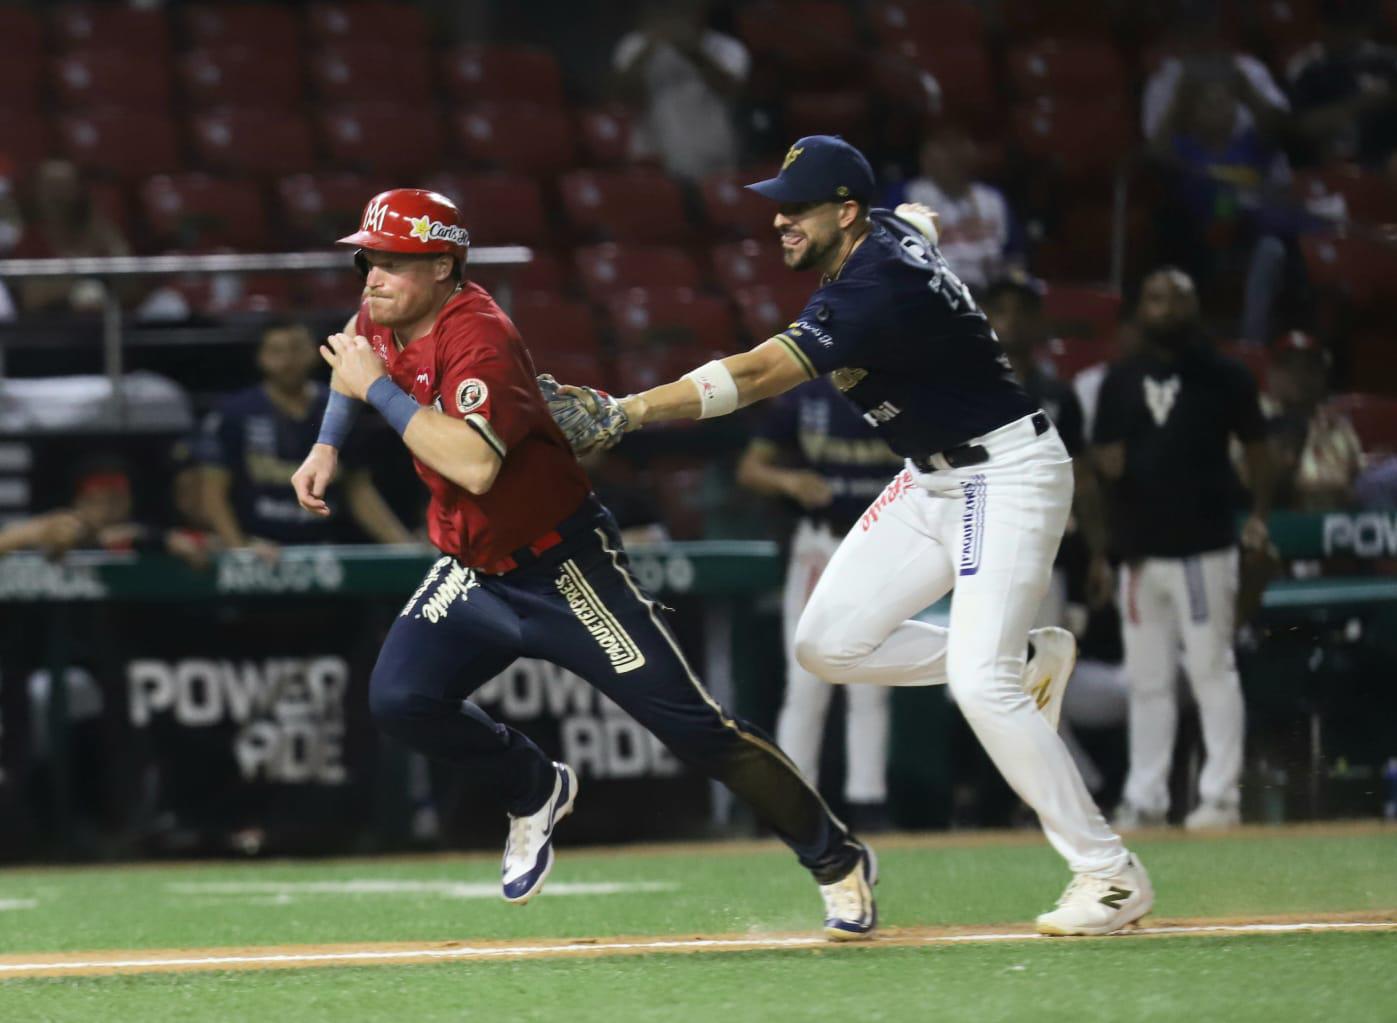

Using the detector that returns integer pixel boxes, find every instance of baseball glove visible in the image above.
[537,374,631,456]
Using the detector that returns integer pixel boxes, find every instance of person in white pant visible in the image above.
[550,136,1153,937]
[737,379,904,830]
[1092,268,1274,831]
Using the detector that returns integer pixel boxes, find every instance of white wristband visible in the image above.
[683,359,739,419]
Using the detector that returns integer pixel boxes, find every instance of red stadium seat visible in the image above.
[1043,336,1116,380]
[1033,202,1117,281]
[559,169,691,244]
[783,92,872,149]
[710,239,793,295]
[700,171,778,239]
[1294,164,1397,228]
[1013,98,1133,181]
[89,181,133,237]
[1302,234,1397,312]
[304,269,365,313]
[180,48,304,108]
[307,2,428,48]
[1007,38,1127,100]
[181,5,300,55]
[577,107,636,167]
[733,283,814,341]
[1331,393,1397,453]
[0,8,41,55]
[607,288,738,356]
[510,296,609,387]
[452,104,578,177]
[59,110,181,180]
[0,112,51,173]
[310,44,433,104]
[439,46,565,106]
[574,244,703,302]
[0,56,43,112]
[140,174,270,250]
[277,172,385,246]
[50,52,173,110]
[193,108,316,178]
[870,1,984,48]
[52,5,170,55]
[737,1,861,81]
[878,42,998,122]
[1041,285,1122,343]
[999,0,1116,39]
[420,173,549,246]
[471,249,569,299]
[321,104,444,177]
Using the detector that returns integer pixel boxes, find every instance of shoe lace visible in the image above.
[504,814,535,868]
[1055,873,1111,908]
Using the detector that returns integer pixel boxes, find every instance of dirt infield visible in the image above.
[2,912,1393,980]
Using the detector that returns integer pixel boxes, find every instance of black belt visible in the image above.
[910,411,1049,474]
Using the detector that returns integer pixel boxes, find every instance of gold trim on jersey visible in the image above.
[773,333,817,379]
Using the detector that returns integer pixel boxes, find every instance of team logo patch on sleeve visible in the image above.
[456,379,488,413]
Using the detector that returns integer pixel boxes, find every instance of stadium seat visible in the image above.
[1012,98,1133,181]
[1219,342,1272,389]
[192,108,316,178]
[0,8,41,55]
[50,51,173,110]
[607,287,739,357]
[999,0,1117,39]
[1033,202,1117,281]
[89,181,133,237]
[309,44,433,104]
[181,5,300,55]
[574,245,703,302]
[321,104,444,177]
[307,2,428,48]
[303,269,365,313]
[736,2,866,86]
[452,104,578,177]
[1294,164,1397,228]
[1041,285,1122,343]
[877,41,998,122]
[733,283,814,341]
[59,110,182,180]
[0,56,43,112]
[140,174,270,250]
[0,112,51,173]
[276,172,385,245]
[471,249,568,299]
[577,107,636,167]
[870,1,985,49]
[1330,393,1397,453]
[180,48,304,108]
[710,239,793,295]
[559,169,691,244]
[419,173,549,247]
[1007,38,1127,100]
[509,296,609,387]
[1302,234,1397,313]
[52,5,170,55]
[1043,336,1116,379]
[700,171,779,239]
[438,46,565,106]
[783,92,872,149]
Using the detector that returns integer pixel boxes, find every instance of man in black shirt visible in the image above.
[1092,268,1273,831]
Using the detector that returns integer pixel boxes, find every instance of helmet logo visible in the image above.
[409,215,469,247]
[782,144,805,171]
[363,197,389,232]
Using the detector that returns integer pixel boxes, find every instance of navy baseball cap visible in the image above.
[746,135,876,205]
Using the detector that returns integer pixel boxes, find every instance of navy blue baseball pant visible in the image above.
[368,503,863,884]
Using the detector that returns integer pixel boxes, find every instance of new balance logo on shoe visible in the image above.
[1099,886,1132,909]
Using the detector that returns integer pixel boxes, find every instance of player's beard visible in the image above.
[784,231,837,271]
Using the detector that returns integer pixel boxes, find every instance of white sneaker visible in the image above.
[1023,627,1076,730]
[819,845,878,941]
[1113,801,1168,831]
[1036,854,1155,936]
[501,762,578,904]
[1184,800,1240,830]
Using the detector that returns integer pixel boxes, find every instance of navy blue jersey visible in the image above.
[199,383,348,543]
[753,378,905,529]
[773,209,1037,457]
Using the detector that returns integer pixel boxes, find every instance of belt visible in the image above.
[480,494,605,575]
[910,410,1049,474]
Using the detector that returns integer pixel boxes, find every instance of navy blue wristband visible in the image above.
[315,389,361,449]
[366,376,421,437]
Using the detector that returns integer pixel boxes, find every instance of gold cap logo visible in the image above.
[782,145,805,171]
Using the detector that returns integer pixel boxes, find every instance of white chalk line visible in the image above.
[1,920,1393,978]
[166,880,678,899]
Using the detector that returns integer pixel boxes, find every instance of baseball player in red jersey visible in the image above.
[291,189,878,940]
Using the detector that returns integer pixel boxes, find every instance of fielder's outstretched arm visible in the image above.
[620,338,812,429]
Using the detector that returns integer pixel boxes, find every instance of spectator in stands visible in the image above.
[200,323,411,556]
[1287,0,1397,167]
[11,160,131,315]
[1093,267,1275,831]
[613,0,751,182]
[890,125,1020,293]
[1254,330,1364,512]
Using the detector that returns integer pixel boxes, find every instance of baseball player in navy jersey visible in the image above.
[549,136,1153,936]
[291,188,876,941]
[737,379,903,829]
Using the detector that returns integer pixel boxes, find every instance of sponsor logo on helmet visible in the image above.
[363,197,389,232]
[409,215,469,247]
[456,378,488,413]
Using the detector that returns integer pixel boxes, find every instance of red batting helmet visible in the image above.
[337,189,469,271]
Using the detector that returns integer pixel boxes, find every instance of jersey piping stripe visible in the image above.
[464,413,507,459]
[773,334,817,380]
[592,527,857,848]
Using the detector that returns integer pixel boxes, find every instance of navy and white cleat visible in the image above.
[820,844,878,941]
[502,762,578,904]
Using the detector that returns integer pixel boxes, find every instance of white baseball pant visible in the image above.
[793,413,1129,877]
[1120,549,1244,815]
[776,518,890,803]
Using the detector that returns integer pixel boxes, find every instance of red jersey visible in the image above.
[355,283,591,572]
